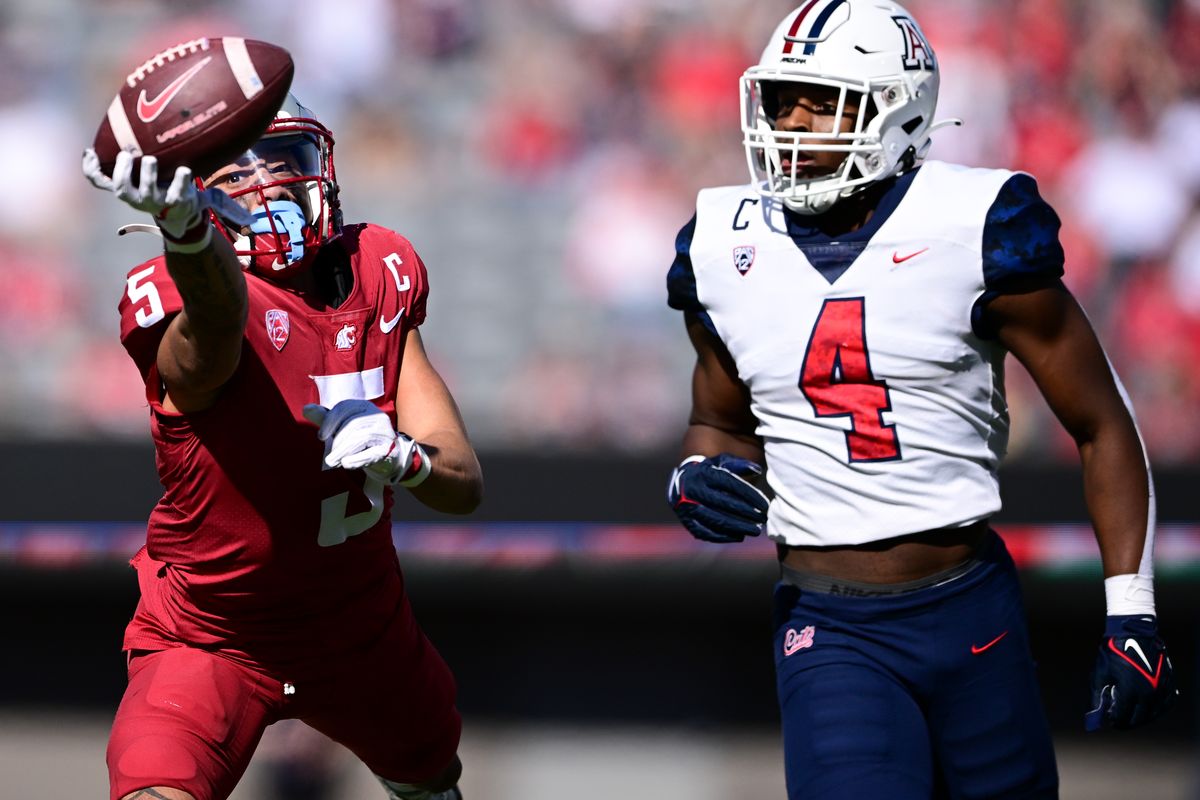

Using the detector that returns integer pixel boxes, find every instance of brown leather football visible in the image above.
[92,36,294,180]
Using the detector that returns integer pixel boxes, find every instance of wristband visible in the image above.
[398,444,432,488]
[162,222,213,254]
[1104,573,1156,616]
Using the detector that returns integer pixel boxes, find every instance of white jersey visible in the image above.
[667,161,1066,547]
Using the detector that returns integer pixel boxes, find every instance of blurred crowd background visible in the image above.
[2,5,1198,798]
[2,0,1200,463]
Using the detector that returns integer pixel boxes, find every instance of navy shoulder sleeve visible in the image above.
[667,214,701,312]
[972,174,1066,338]
[666,214,718,336]
[982,173,1065,288]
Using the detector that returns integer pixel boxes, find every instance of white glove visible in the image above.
[302,400,431,486]
[82,148,254,242]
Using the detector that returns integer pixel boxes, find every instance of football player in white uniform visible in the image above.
[666,1,1177,797]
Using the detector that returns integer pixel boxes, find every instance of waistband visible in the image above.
[779,538,988,598]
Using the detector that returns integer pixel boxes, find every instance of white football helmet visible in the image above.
[204,93,342,276]
[742,0,959,214]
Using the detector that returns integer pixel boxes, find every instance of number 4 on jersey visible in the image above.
[800,297,901,462]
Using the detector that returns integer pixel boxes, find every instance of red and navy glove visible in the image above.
[1085,615,1178,731]
[667,454,769,544]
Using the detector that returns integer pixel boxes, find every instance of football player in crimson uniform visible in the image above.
[83,94,481,800]
[666,2,1176,797]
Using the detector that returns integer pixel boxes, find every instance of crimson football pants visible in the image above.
[107,599,460,800]
[773,531,1059,799]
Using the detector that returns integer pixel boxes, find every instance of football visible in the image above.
[92,36,294,181]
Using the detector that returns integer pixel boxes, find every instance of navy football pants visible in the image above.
[773,532,1058,799]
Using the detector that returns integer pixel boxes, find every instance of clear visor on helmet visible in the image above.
[203,133,322,226]
[203,132,328,271]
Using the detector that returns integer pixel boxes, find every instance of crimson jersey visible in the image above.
[118,223,429,673]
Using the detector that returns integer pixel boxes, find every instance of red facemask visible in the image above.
[204,116,340,277]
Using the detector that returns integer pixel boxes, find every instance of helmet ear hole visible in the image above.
[862,94,880,127]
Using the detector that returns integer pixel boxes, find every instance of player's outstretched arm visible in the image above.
[155,229,248,413]
[390,329,483,514]
[667,313,769,544]
[988,284,1177,730]
[83,149,254,412]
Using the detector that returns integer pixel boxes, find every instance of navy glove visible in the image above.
[1085,615,1178,731]
[667,454,769,543]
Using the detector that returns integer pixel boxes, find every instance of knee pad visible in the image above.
[109,734,200,799]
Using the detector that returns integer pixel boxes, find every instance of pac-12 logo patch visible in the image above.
[265,309,289,351]
[783,625,815,656]
[733,245,756,275]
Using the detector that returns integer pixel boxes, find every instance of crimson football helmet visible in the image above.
[204,94,341,276]
[741,0,959,214]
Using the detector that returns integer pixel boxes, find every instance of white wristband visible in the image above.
[163,223,213,254]
[1104,573,1156,616]
[398,443,432,488]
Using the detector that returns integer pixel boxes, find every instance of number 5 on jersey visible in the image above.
[800,297,901,462]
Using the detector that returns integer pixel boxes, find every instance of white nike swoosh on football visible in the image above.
[1124,639,1154,672]
[380,307,406,334]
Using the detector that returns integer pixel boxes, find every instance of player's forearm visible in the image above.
[161,232,249,390]
[405,432,483,514]
[1077,418,1152,578]
[681,420,765,464]
[165,233,248,335]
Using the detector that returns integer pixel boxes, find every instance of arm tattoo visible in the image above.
[128,789,182,799]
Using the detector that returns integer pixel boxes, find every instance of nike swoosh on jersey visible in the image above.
[136,56,214,123]
[970,630,1008,654]
[891,247,930,264]
[380,307,406,334]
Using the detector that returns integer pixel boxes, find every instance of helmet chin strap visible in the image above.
[783,190,840,215]
[249,200,308,267]
[780,158,852,215]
